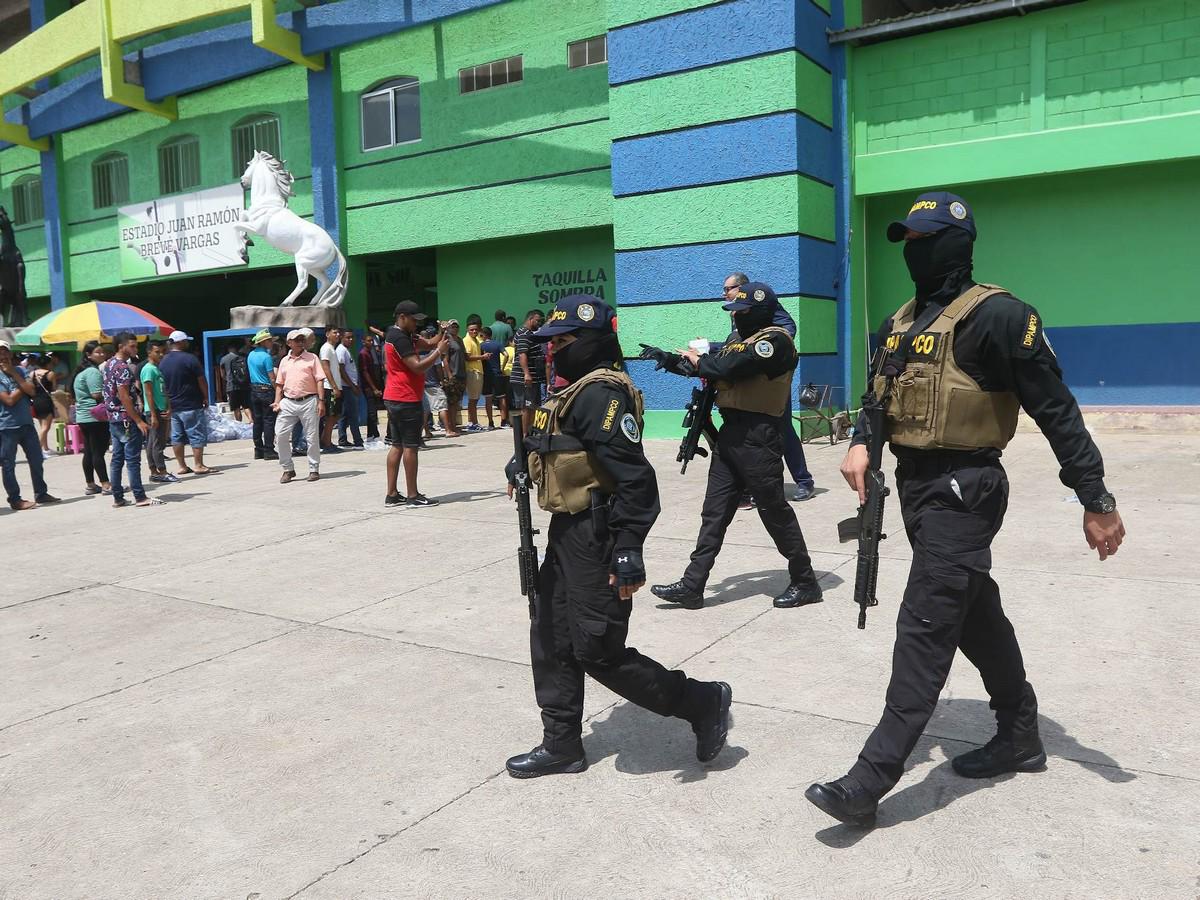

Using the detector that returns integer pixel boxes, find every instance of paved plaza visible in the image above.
[1,426,1196,899]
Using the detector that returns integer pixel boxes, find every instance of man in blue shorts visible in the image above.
[159,330,212,475]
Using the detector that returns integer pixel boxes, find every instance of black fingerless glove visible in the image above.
[611,547,646,589]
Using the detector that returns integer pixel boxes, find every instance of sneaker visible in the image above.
[463,424,485,433]
[149,474,167,483]
[406,493,439,508]
[737,494,755,511]
[307,472,321,482]
[336,440,353,448]
[84,484,102,496]
[791,482,815,502]
[263,451,279,461]
[385,493,406,506]
[321,444,342,454]
[162,473,182,484]
[34,494,60,504]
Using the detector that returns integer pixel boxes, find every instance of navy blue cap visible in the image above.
[533,294,614,341]
[886,191,976,243]
[722,281,777,312]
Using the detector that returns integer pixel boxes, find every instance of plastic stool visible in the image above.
[66,423,84,455]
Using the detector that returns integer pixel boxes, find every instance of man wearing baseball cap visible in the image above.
[159,330,212,475]
[247,329,279,460]
[272,328,326,483]
[382,300,446,506]
[642,282,823,612]
[806,191,1126,829]
[503,294,733,779]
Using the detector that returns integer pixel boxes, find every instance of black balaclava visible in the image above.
[903,226,974,307]
[733,303,773,339]
[553,329,623,383]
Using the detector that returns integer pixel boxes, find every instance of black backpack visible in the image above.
[228,353,249,390]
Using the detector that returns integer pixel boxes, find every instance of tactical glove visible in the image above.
[611,547,646,590]
[639,344,686,374]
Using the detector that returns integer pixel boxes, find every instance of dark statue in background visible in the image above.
[0,206,30,328]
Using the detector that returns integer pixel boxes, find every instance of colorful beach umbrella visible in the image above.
[14,301,175,348]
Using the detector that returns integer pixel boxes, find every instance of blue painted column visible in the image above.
[39,145,69,310]
[831,0,854,402]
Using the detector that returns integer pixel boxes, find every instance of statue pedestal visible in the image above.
[0,327,19,345]
[229,305,346,331]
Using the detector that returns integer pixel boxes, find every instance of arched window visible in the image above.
[231,113,282,178]
[11,176,43,226]
[157,135,201,195]
[92,152,130,209]
[361,77,420,152]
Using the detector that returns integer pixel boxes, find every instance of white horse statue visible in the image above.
[236,151,348,308]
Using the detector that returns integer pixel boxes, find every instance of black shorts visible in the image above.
[324,389,343,417]
[493,375,510,401]
[227,388,250,411]
[482,371,496,396]
[385,400,423,449]
[511,380,544,409]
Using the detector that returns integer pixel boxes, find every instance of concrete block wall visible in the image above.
[607,0,844,421]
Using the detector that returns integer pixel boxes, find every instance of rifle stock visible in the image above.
[511,416,540,615]
[677,383,716,474]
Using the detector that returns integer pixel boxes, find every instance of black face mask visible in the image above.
[553,330,622,383]
[903,227,974,303]
[734,304,773,339]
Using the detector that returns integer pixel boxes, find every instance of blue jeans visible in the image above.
[1,424,47,505]
[109,421,146,502]
[782,395,814,487]
[338,389,364,445]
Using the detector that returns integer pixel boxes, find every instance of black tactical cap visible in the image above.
[887,191,976,242]
[533,294,614,341]
[722,281,777,312]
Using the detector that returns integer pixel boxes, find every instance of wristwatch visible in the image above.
[1084,492,1117,515]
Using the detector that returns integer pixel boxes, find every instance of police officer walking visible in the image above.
[505,294,733,779]
[806,192,1127,828]
[641,283,823,610]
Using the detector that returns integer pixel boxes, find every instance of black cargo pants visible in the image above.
[531,511,715,756]
[850,455,1034,798]
[682,410,816,593]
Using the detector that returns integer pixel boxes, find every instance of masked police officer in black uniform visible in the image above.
[640,282,823,610]
[806,192,1127,828]
[505,294,733,779]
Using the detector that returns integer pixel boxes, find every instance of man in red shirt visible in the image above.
[383,301,446,507]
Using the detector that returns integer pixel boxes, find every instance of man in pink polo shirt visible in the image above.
[272,329,326,483]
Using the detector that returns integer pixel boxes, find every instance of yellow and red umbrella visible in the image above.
[14,301,174,348]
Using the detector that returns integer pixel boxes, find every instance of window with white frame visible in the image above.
[11,176,43,225]
[92,153,130,209]
[568,35,607,69]
[231,113,282,178]
[361,78,421,152]
[459,56,523,94]
[158,135,201,195]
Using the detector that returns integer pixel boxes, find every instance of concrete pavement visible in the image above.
[1,424,1196,898]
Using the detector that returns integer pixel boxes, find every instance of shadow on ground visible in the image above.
[655,569,844,610]
[814,698,1135,846]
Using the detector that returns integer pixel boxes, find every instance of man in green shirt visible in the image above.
[139,341,178,483]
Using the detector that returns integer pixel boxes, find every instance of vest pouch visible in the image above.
[894,368,934,426]
[538,450,600,515]
[942,387,1018,450]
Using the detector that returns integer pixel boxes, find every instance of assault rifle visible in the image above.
[837,384,890,629]
[677,383,717,474]
[510,415,540,616]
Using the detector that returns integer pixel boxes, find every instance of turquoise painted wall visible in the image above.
[339,0,611,255]
[61,64,312,298]
[0,145,50,301]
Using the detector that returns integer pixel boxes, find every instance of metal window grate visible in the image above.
[568,35,607,69]
[458,56,523,94]
[158,136,201,195]
[231,114,282,178]
[11,177,43,225]
[92,154,130,209]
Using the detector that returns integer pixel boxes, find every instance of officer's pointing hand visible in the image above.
[610,548,646,601]
[638,344,671,370]
[840,443,869,504]
[1083,510,1125,561]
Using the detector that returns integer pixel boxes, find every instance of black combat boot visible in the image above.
[805,775,879,828]
[505,745,588,779]
[952,682,1046,778]
[651,580,704,610]
[254,448,264,459]
[693,682,733,762]
[773,577,824,608]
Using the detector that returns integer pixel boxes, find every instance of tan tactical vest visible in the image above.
[873,283,1020,451]
[715,327,796,417]
[526,367,644,515]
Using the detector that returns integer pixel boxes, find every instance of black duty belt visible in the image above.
[894,449,1000,477]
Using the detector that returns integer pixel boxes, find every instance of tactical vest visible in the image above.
[873,284,1020,451]
[525,367,644,515]
[714,327,796,417]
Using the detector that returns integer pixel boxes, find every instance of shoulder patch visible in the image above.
[601,396,620,431]
[754,339,775,359]
[620,412,641,443]
[1021,312,1039,349]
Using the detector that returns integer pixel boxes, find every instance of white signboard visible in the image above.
[118,183,247,281]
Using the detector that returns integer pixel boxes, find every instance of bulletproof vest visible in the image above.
[714,327,796,417]
[874,284,1020,451]
[525,367,644,515]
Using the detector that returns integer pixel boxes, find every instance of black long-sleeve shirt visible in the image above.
[859,289,1107,504]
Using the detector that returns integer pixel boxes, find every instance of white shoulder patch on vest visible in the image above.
[754,339,774,359]
[620,413,641,443]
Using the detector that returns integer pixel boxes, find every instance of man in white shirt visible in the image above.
[317,326,343,452]
[337,330,364,448]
